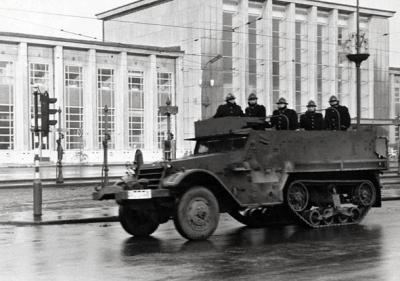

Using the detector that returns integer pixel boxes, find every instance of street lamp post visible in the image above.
[347,0,369,129]
[101,106,110,188]
[159,98,178,161]
[56,107,64,184]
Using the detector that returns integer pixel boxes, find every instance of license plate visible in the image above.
[127,189,152,199]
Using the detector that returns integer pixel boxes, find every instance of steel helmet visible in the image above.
[329,95,338,103]
[276,97,288,105]
[248,93,257,100]
[307,100,317,107]
[225,93,236,101]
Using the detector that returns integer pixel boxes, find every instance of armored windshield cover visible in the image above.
[194,117,264,139]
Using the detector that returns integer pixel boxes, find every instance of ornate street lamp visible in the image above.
[346,0,369,128]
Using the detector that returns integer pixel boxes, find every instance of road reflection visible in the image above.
[122,224,383,255]
[120,223,386,280]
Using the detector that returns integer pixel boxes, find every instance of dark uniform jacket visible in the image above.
[300,112,324,130]
[245,104,266,118]
[271,108,298,130]
[214,102,244,118]
[324,105,351,131]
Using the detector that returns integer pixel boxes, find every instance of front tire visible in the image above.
[173,186,220,240]
[119,205,159,237]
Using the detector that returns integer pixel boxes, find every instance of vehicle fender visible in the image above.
[162,169,242,210]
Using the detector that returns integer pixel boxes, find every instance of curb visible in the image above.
[382,196,400,201]
[0,216,119,226]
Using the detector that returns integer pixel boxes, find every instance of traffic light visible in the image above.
[40,91,58,136]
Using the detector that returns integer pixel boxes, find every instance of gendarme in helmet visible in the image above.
[225,93,236,101]
[248,93,257,101]
[307,100,317,107]
[329,95,338,103]
[276,97,288,105]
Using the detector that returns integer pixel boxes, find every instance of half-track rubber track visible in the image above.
[286,179,376,229]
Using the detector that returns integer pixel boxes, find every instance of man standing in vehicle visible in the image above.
[324,95,351,130]
[271,97,298,130]
[300,100,324,130]
[245,93,266,118]
[214,93,244,118]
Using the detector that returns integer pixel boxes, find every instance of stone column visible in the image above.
[175,56,185,155]
[144,55,157,154]
[259,0,272,114]
[328,9,338,106]
[348,12,357,117]
[52,45,63,152]
[115,51,128,150]
[84,49,96,151]
[367,21,375,118]
[308,6,317,103]
[233,0,249,107]
[286,3,295,106]
[15,42,28,151]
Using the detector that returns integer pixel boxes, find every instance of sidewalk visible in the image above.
[0,206,119,226]
[0,185,119,226]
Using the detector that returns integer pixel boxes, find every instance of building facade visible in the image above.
[0,32,185,164]
[98,0,394,121]
[389,67,400,147]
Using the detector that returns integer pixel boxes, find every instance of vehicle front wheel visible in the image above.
[119,205,159,237]
[173,186,220,241]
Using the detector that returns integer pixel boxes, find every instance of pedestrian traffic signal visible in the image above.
[40,91,58,135]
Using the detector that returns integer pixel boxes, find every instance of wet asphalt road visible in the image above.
[1,201,400,281]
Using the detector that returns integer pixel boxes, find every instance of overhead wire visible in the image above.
[0,5,396,54]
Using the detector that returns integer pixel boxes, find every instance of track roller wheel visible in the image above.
[336,213,349,224]
[305,209,322,227]
[353,181,376,207]
[349,207,362,223]
[286,181,309,212]
[322,208,334,226]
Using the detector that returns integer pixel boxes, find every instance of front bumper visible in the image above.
[115,189,171,201]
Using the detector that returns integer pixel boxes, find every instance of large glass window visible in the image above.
[29,63,50,149]
[317,24,329,108]
[337,26,350,105]
[157,72,174,149]
[128,70,144,149]
[360,24,370,117]
[65,65,83,150]
[295,20,308,112]
[222,11,234,94]
[0,61,14,150]
[97,68,115,149]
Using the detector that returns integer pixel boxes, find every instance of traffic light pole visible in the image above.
[56,108,64,184]
[101,106,110,188]
[33,90,42,218]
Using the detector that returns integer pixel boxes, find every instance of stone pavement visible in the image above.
[0,185,118,225]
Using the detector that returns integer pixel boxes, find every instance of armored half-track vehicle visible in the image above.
[93,117,388,240]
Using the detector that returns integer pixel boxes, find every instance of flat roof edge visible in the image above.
[97,0,395,20]
[0,31,183,54]
[96,0,170,20]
